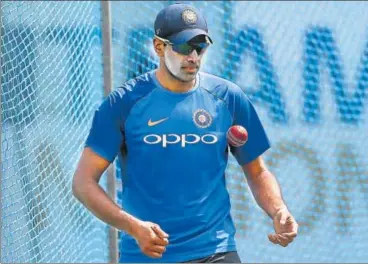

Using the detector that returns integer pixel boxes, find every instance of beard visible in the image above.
[163,50,199,82]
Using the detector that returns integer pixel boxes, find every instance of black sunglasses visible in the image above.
[155,35,210,56]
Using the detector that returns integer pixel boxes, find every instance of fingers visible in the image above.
[283,231,297,239]
[269,218,298,247]
[151,225,169,238]
[142,224,169,258]
[151,224,169,246]
[147,251,163,259]
[271,209,298,247]
[268,234,287,247]
[152,245,166,254]
[268,234,279,245]
[141,243,167,258]
[268,233,295,247]
[153,236,169,246]
[277,234,294,246]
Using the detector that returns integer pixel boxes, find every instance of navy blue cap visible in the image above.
[154,3,213,44]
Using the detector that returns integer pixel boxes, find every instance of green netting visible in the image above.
[1,1,108,263]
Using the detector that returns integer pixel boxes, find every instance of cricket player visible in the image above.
[72,3,298,263]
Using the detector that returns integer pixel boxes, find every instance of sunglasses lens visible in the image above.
[193,43,209,54]
[172,43,194,55]
[172,42,209,55]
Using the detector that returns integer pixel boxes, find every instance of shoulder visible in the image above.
[112,71,155,102]
[107,71,156,108]
[198,71,249,103]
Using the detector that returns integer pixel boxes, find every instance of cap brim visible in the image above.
[166,28,213,44]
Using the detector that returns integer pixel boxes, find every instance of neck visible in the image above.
[155,63,196,93]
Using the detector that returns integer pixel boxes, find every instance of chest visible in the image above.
[127,92,231,135]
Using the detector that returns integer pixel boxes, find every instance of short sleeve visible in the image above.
[230,86,271,165]
[85,90,126,162]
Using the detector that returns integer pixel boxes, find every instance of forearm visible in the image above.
[246,169,286,219]
[72,179,139,236]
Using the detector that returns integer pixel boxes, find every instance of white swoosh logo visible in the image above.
[148,117,169,127]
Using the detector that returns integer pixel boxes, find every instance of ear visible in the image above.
[153,38,165,57]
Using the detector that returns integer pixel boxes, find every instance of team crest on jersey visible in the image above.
[193,109,212,128]
[182,9,197,24]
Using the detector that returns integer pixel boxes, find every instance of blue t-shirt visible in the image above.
[85,70,271,263]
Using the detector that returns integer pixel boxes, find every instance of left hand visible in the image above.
[268,207,298,247]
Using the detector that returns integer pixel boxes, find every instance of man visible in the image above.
[72,3,298,263]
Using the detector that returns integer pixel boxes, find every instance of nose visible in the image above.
[187,50,199,62]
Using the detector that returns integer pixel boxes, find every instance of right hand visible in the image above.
[268,207,298,247]
[132,220,169,259]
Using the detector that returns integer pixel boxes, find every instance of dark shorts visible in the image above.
[183,251,241,263]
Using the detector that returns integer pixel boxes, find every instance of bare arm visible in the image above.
[72,147,169,258]
[72,147,139,235]
[242,156,298,247]
[242,156,285,219]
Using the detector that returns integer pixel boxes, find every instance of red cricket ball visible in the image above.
[227,125,248,147]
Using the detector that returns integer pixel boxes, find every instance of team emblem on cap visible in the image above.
[193,109,212,128]
[182,9,197,24]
